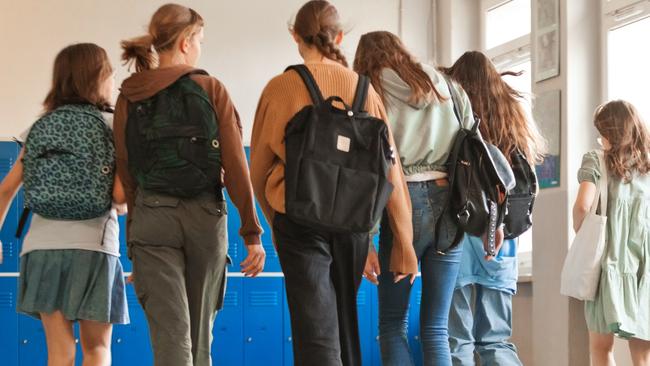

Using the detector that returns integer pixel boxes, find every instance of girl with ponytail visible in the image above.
[250,2,417,365]
[114,4,264,365]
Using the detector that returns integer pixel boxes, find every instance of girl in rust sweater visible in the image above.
[250,1,417,365]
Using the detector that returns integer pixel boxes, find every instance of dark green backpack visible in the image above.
[125,71,221,198]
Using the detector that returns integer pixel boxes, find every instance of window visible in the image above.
[482,0,533,274]
[605,3,650,123]
[485,0,532,49]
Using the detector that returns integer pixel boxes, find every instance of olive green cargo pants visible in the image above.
[128,189,229,366]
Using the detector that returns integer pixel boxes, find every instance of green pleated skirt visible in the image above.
[18,249,129,324]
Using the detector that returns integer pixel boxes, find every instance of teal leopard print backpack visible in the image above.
[22,104,115,221]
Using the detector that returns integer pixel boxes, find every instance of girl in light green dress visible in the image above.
[573,100,650,366]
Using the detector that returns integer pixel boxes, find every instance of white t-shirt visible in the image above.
[18,112,120,257]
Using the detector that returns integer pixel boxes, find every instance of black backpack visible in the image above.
[284,65,394,233]
[125,70,222,198]
[503,150,538,239]
[442,77,514,255]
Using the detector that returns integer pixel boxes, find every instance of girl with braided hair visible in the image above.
[250,1,417,365]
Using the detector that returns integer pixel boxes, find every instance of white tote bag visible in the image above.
[560,151,608,300]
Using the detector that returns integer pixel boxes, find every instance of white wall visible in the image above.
[0,0,432,143]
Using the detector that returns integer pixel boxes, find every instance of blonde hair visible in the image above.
[121,3,204,72]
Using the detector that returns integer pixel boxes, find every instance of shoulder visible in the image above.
[578,150,602,184]
[190,73,228,95]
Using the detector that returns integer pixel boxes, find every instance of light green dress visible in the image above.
[580,151,650,340]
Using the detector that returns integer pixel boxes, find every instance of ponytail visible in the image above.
[121,34,156,72]
[121,4,204,73]
[294,1,347,67]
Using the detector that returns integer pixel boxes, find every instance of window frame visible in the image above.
[480,0,534,261]
[601,0,650,101]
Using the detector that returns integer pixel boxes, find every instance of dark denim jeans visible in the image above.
[378,181,463,366]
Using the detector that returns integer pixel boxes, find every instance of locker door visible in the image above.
[112,285,153,366]
[18,313,47,365]
[117,215,131,272]
[0,278,18,366]
[369,281,380,366]
[357,281,373,366]
[0,141,21,272]
[243,277,283,366]
[224,191,243,273]
[408,278,423,366]
[282,281,293,366]
[212,277,243,366]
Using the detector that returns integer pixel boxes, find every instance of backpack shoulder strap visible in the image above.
[285,65,324,105]
[352,75,370,113]
[442,75,463,127]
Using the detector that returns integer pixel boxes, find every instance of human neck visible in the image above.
[300,44,338,65]
[158,52,188,69]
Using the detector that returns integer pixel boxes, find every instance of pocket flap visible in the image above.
[139,191,181,208]
[200,200,227,216]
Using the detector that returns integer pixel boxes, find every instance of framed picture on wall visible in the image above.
[535,0,560,81]
[534,90,561,188]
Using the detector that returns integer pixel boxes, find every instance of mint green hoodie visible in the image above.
[381,64,475,176]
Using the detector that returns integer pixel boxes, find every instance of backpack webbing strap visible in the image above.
[352,75,370,113]
[434,76,468,254]
[443,76,463,127]
[286,65,325,106]
[15,208,31,238]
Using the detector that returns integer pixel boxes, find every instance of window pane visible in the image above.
[486,0,531,49]
[608,16,650,122]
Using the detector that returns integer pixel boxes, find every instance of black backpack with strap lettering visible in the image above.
[283,65,394,233]
[442,77,515,255]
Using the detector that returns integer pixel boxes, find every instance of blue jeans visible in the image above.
[378,181,463,366]
[448,285,522,366]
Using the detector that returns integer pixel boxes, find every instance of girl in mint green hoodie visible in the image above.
[354,31,475,366]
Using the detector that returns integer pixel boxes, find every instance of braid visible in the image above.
[312,31,348,67]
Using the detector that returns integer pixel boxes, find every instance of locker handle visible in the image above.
[21,339,28,344]
[287,336,292,342]
[246,337,253,343]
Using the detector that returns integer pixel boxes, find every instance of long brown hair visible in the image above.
[441,51,546,164]
[121,3,204,72]
[354,31,444,105]
[292,0,348,67]
[43,43,113,113]
[594,100,650,181]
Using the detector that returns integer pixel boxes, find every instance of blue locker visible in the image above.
[0,278,18,366]
[117,215,132,273]
[18,311,48,365]
[243,277,283,366]
[212,277,244,366]
[357,280,373,366]
[224,146,280,273]
[112,285,153,366]
[0,141,22,272]
[225,192,243,273]
[369,282,380,366]
[409,278,423,366]
[282,282,293,366]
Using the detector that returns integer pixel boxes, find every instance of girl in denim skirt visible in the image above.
[0,43,128,366]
